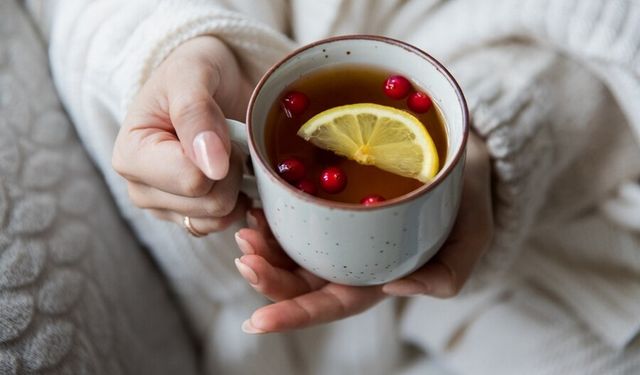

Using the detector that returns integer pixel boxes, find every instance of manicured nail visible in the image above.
[193,131,229,180]
[382,279,429,296]
[424,261,457,297]
[234,258,258,285]
[235,232,255,255]
[241,319,265,334]
[246,210,259,228]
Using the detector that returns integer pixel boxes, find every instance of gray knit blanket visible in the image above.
[0,1,198,373]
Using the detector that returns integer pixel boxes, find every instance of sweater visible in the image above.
[28,0,640,374]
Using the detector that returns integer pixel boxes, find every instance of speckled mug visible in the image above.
[227,35,469,286]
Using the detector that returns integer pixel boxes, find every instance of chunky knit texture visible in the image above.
[0,1,198,373]
[11,0,640,374]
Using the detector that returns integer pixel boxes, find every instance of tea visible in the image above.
[265,64,448,204]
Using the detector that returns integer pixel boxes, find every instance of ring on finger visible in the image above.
[183,216,206,238]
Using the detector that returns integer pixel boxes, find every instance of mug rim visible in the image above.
[246,34,470,211]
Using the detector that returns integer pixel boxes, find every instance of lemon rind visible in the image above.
[297,103,439,182]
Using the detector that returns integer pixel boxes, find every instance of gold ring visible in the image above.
[183,216,206,238]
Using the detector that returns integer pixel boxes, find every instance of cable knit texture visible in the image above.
[0,2,198,373]
[9,0,640,374]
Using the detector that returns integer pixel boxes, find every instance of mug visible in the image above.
[226,35,469,286]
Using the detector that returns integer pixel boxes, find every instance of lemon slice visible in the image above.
[297,103,439,182]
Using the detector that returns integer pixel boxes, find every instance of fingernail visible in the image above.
[241,319,265,334]
[246,210,258,228]
[193,131,229,180]
[382,279,429,296]
[235,232,255,255]
[425,261,457,297]
[234,258,258,285]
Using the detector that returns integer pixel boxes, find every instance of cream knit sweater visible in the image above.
[28,0,640,374]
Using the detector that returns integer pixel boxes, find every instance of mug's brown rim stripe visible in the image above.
[246,34,470,211]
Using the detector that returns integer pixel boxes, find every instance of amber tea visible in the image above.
[265,64,448,204]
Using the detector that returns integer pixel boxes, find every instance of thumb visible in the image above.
[169,89,231,181]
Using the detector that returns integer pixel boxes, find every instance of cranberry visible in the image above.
[360,195,386,206]
[319,166,347,194]
[281,91,309,117]
[407,91,433,113]
[277,158,305,183]
[383,75,412,99]
[296,179,318,196]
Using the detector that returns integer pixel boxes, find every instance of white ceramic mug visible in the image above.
[226,35,469,286]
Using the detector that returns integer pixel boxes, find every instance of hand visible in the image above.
[112,36,253,235]
[382,133,493,297]
[234,133,493,333]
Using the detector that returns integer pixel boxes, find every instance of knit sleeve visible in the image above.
[450,43,639,293]
[34,0,294,186]
[45,0,294,124]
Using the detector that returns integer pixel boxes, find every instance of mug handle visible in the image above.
[226,119,260,201]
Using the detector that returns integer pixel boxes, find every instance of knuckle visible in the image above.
[435,261,462,298]
[126,184,145,207]
[441,283,462,298]
[204,194,236,217]
[111,150,128,177]
[126,186,155,210]
[179,169,213,197]
[112,130,144,180]
[218,197,237,216]
[205,218,228,233]
[149,210,169,221]
[172,94,212,123]
[197,219,229,234]
[164,55,199,76]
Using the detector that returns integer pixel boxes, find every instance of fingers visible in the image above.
[235,227,298,270]
[126,150,244,216]
[386,227,489,298]
[245,209,273,237]
[241,284,385,333]
[234,211,327,303]
[113,38,244,194]
[234,255,322,302]
[113,126,216,197]
[383,133,493,298]
[168,88,231,180]
[381,253,459,298]
[147,194,250,235]
[382,201,487,297]
[163,38,244,180]
[383,192,492,297]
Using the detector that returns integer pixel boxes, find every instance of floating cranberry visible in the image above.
[281,91,309,117]
[360,195,386,206]
[383,75,412,99]
[296,179,318,196]
[407,91,433,113]
[319,166,347,194]
[277,158,305,183]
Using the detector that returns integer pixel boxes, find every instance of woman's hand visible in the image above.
[381,133,493,297]
[112,36,253,235]
[234,133,493,333]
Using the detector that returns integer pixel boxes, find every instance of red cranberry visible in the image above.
[281,91,309,117]
[319,166,347,194]
[296,179,318,196]
[360,195,386,206]
[383,75,412,99]
[277,158,305,183]
[407,91,433,113]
